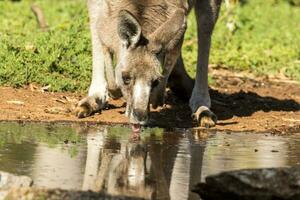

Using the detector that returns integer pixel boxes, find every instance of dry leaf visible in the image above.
[7,100,25,106]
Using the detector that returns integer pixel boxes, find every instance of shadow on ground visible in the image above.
[210,89,300,120]
[149,89,300,128]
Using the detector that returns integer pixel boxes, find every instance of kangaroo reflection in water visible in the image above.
[20,126,293,199]
[81,127,203,200]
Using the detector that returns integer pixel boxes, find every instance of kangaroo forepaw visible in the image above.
[75,96,106,118]
[192,106,217,128]
[150,83,166,109]
[150,92,165,109]
[108,87,122,100]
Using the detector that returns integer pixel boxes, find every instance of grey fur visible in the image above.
[75,0,222,127]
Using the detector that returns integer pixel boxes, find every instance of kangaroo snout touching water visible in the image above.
[75,0,221,130]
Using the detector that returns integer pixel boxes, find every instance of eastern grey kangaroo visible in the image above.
[75,0,222,131]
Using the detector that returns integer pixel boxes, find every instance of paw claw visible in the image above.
[150,80,166,109]
[75,104,93,118]
[200,114,216,128]
[151,97,164,109]
[74,96,106,118]
[150,90,165,109]
[193,107,217,128]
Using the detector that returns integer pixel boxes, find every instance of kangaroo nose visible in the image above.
[133,109,148,122]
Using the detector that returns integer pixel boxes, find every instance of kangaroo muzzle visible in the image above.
[130,80,151,124]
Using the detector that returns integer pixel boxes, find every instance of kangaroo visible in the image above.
[75,0,222,130]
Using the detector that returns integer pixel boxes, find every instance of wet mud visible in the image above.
[0,69,299,133]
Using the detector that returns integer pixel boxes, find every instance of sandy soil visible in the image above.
[0,69,299,134]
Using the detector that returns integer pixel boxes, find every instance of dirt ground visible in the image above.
[0,68,299,134]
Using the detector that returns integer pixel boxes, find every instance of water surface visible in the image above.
[0,122,300,199]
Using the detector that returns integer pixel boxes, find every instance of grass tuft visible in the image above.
[0,0,299,92]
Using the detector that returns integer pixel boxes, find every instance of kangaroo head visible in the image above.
[115,9,187,126]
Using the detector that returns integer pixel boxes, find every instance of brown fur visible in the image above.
[75,0,222,127]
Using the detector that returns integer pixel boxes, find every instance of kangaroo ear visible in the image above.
[149,9,187,52]
[118,10,142,48]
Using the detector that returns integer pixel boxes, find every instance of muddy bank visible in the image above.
[0,70,299,133]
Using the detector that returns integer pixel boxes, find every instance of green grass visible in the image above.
[0,0,91,91]
[0,0,299,92]
[184,0,300,81]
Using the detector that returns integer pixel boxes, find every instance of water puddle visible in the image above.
[0,122,300,199]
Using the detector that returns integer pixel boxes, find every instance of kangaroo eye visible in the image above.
[151,79,159,88]
[122,74,131,85]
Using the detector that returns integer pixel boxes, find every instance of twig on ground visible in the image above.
[31,4,49,31]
